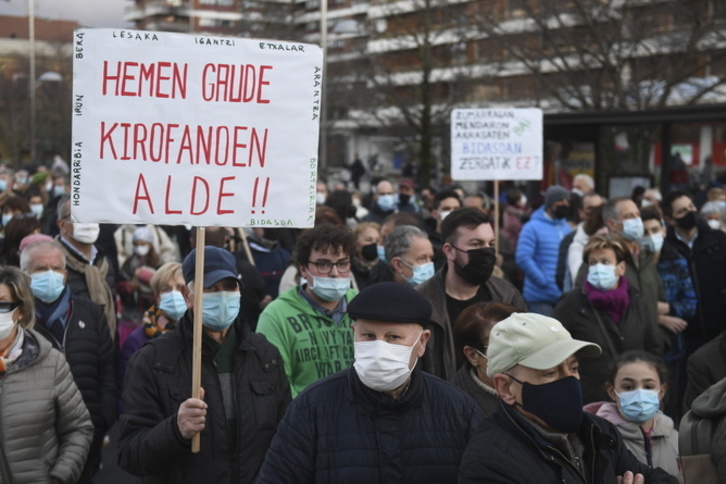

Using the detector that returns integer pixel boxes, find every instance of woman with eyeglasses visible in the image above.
[0,266,93,483]
[451,302,518,414]
[553,234,664,404]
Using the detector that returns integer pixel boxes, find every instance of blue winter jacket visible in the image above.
[515,206,571,304]
[256,366,483,484]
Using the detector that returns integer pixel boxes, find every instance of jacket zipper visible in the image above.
[505,407,587,483]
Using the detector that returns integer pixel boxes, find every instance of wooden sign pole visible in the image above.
[191,226,206,453]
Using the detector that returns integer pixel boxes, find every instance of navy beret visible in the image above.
[347,282,432,326]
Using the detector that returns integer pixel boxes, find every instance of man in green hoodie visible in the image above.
[257,223,357,397]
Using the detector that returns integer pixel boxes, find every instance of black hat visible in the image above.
[182,246,238,287]
[347,282,431,326]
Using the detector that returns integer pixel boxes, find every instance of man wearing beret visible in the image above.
[118,246,291,482]
[459,313,678,484]
[257,282,483,483]
[515,185,572,316]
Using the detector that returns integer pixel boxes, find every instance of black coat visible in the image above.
[683,332,726,412]
[459,402,679,484]
[553,285,664,403]
[257,366,483,484]
[34,294,117,438]
[118,313,290,483]
[666,219,726,342]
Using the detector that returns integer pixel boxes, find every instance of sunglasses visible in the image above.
[0,301,21,314]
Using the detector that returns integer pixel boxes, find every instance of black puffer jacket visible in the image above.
[459,402,679,483]
[34,294,117,440]
[553,284,664,403]
[257,366,483,483]
[118,312,290,483]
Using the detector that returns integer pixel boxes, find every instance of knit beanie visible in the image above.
[544,185,570,208]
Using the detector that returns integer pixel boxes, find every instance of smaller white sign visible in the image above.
[451,108,543,181]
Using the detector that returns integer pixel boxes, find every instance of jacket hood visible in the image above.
[692,376,726,418]
[583,401,628,425]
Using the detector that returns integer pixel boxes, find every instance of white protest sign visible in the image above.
[72,28,322,228]
[451,108,543,181]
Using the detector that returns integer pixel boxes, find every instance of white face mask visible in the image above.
[316,192,327,205]
[707,219,722,231]
[134,245,150,256]
[353,330,423,392]
[0,310,17,340]
[71,223,100,244]
[439,210,452,222]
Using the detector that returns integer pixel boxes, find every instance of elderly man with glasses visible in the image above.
[257,223,358,397]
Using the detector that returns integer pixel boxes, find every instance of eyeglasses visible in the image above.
[307,259,351,274]
[0,301,21,314]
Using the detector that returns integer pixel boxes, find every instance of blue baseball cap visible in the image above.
[182,246,239,287]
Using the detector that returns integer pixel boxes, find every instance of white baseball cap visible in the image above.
[486,313,601,378]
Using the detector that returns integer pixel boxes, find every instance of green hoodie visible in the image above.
[257,286,358,397]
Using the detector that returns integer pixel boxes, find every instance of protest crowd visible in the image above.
[5,157,726,484]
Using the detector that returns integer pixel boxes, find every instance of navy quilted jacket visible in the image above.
[257,366,483,484]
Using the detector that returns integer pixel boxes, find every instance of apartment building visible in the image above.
[125,0,726,191]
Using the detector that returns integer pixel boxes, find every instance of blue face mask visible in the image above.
[1,214,12,227]
[0,180,7,192]
[311,276,350,302]
[158,290,187,321]
[30,270,65,303]
[201,291,240,331]
[377,194,396,212]
[402,260,435,287]
[53,186,66,197]
[29,203,44,219]
[621,218,644,241]
[376,245,386,263]
[587,263,618,291]
[640,233,664,254]
[616,388,660,423]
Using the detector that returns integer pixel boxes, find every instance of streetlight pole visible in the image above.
[319,0,328,176]
[28,0,36,164]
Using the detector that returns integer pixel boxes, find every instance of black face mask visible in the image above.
[360,243,379,262]
[453,247,496,286]
[508,374,584,433]
[675,210,698,231]
[553,205,570,220]
[398,194,411,205]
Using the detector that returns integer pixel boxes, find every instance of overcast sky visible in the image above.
[6,0,130,28]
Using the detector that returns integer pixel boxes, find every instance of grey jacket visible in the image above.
[690,376,726,483]
[416,266,526,380]
[0,329,94,484]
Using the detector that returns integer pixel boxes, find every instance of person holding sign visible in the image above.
[118,246,290,483]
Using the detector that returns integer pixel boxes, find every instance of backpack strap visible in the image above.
[679,409,714,455]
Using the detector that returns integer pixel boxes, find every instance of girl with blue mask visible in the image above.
[583,351,682,483]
